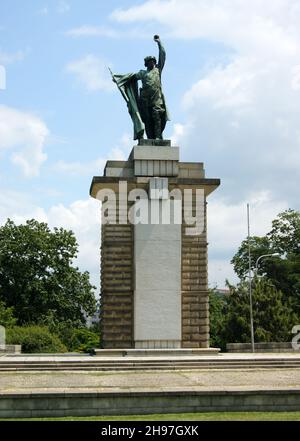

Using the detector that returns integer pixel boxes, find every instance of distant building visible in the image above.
[215,288,230,296]
[83,302,100,328]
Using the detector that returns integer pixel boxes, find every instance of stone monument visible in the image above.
[90,37,220,352]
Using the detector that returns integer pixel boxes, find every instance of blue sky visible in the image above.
[1,0,300,292]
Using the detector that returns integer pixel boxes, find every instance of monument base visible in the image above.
[90,141,220,350]
[94,348,220,357]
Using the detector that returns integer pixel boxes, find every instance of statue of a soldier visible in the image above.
[111,35,169,141]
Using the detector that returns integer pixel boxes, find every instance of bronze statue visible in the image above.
[110,35,169,141]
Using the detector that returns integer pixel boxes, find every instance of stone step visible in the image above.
[1,358,300,365]
[1,365,300,372]
[1,360,300,371]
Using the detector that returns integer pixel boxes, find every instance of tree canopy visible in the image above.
[210,278,298,350]
[210,209,300,348]
[224,279,297,343]
[231,209,300,313]
[0,219,96,326]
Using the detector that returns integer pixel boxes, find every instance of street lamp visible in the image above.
[246,204,281,353]
[247,204,255,353]
[255,253,280,276]
[248,252,280,353]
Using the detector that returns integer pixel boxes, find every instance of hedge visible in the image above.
[6,326,67,353]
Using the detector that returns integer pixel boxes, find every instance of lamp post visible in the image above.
[246,204,280,354]
[247,204,255,353]
[255,253,280,276]
[248,252,280,353]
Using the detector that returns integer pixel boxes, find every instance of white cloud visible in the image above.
[0,49,28,65]
[55,157,106,176]
[113,132,132,156]
[0,190,47,225]
[64,24,150,40]
[176,52,300,204]
[207,191,288,287]
[54,133,130,176]
[37,3,70,15]
[57,1,70,14]
[0,65,5,90]
[208,191,288,255]
[37,6,49,16]
[111,0,300,56]
[112,1,300,205]
[47,199,100,288]
[291,65,300,90]
[0,105,48,177]
[65,54,114,92]
[208,259,237,289]
[170,123,188,146]
[65,25,119,38]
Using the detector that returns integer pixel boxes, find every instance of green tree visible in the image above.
[268,209,300,255]
[231,236,271,279]
[223,279,297,344]
[209,289,227,350]
[0,300,17,328]
[231,209,300,313]
[0,219,96,326]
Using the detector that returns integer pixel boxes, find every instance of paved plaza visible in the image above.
[1,352,300,394]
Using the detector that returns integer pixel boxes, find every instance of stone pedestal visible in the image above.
[90,141,220,349]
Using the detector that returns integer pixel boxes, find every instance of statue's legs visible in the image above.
[143,107,155,139]
[140,99,164,139]
[145,118,155,139]
[152,108,163,139]
[139,100,153,139]
[139,90,166,140]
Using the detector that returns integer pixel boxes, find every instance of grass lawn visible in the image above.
[2,412,300,421]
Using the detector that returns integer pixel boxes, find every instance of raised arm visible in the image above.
[154,35,166,73]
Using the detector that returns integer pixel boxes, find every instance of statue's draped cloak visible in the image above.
[112,72,145,140]
[111,71,169,140]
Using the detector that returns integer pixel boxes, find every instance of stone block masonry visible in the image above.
[1,390,300,418]
[181,200,209,348]
[100,219,134,348]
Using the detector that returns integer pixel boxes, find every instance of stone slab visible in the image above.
[0,345,21,354]
[138,139,171,147]
[131,146,179,161]
[179,168,205,179]
[104,167,134,178]
[134,289,181,341]
[134,199,181,345]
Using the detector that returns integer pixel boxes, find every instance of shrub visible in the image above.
[68,328,100,353]
[6,326,67,353]
[44,321,100,352]
[46,320,78,351]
